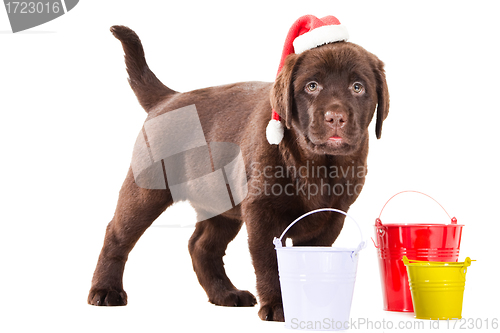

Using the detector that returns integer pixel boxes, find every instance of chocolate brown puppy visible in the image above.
[88,23,389,322]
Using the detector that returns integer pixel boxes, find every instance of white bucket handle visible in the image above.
[273,208,366,256]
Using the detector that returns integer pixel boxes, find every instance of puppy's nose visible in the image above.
[325,111,347,127]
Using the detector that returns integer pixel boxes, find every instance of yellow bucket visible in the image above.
[402,256,474,320]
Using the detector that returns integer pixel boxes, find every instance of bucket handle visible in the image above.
[461,257,474,277]
[273,208,366,256]
[403,255,475,277]
[376,190,457,226]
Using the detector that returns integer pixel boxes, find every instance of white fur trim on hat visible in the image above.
[293,24,349,54]
[266,119,284,145]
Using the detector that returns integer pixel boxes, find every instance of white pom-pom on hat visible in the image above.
[266,15,349,145]
[266,111,285,145]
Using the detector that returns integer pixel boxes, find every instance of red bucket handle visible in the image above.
[376,190,457,226]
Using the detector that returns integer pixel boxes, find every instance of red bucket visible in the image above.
[373,191,464,312]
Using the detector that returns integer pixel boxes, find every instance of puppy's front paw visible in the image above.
[258,302,284,321]
[209,289,257,307]
[88,287,127,306]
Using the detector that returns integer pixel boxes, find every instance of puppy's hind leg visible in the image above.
[188,214,257,307]
[88,168,173,306]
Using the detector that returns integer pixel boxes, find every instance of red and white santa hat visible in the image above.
[266,15,349,145]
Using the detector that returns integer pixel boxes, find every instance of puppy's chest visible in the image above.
[294,165,364,208]
[253,160,366,208]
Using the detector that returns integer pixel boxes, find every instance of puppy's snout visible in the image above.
[325,110,347,128]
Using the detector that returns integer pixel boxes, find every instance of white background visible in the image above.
[1,1,499,332]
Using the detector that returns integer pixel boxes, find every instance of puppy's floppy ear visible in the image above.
[374,59,390,139]
[270,54,300,129]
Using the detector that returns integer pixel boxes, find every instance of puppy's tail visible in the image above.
[110,25,176,112]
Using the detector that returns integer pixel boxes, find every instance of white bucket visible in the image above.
[273,208,366,331]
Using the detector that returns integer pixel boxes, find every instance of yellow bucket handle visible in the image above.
[461,257,474,277]
[402,255,475,277]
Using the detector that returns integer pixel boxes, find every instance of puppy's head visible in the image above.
[270,42,389,156]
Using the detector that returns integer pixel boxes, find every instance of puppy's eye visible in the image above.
[305,82,319,92]
[352,82,364,94]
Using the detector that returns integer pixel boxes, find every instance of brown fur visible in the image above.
[88,25,389,321]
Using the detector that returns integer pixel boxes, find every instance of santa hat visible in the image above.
[266,15,349,145]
